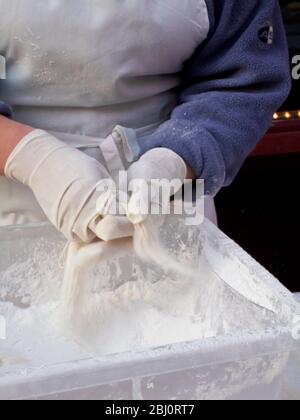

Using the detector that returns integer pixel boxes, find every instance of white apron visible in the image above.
[0,0,216,225]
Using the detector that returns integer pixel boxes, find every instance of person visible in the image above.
[0,0,291,242]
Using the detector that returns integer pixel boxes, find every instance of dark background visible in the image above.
[215,1,300,292]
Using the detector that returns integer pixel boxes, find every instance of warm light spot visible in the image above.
[273,110,300,120]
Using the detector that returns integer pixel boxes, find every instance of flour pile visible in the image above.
[0,218,283,365]
[59,217,203,343]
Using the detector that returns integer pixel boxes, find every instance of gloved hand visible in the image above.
[4,129,127,242]
[96,148,186,241]
[126,148,187,224]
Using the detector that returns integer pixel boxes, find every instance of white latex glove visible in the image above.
[83,146,187,241]
[94,215,134,242]
[4,129,124,242]
[127,148,187,224]
[94,148,187,240]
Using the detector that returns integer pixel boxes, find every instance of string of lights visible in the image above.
[273,110,300,120]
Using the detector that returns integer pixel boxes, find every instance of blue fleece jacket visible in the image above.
[0,101,11,118]
[0,0,291,195]
[141,0,291,194]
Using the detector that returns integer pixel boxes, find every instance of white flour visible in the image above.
[0,219,281,372]
[59,218,203,340]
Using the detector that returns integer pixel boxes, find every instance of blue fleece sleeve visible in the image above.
[140,0,291,195]
[0,100,12,118]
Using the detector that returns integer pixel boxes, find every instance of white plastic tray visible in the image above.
[0,217,300,400]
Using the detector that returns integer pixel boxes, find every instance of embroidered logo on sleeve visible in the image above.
[258,23,274,45]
